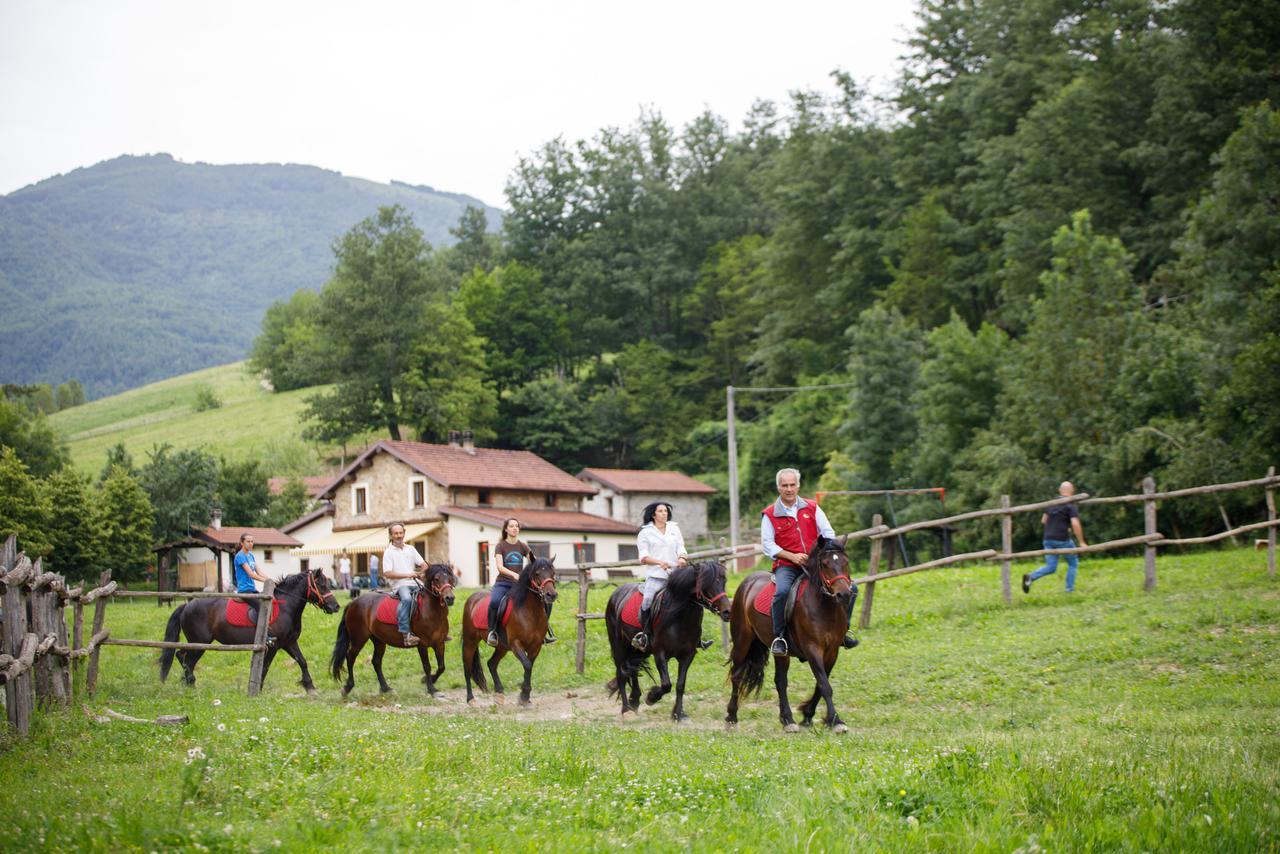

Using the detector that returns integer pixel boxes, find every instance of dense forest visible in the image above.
[0,154,503,397]
[210,0,1280,548]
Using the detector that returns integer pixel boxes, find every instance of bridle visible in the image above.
[426,569,456,604]
[809,547,852,597]
[529,568,557,602]
[693,563,729,612]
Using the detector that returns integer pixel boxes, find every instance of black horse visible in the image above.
[605,561,732,721]
[159,569,340,691]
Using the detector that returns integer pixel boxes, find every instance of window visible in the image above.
[478,489,491,506]
[264,549,274,562]
[300,558,309,572]
[573,542,596,564]
[411,480,425,508]
[606,497,614,517]
[545,492,556,508]
[618,544,638,562]
[528,541,551,560]
[354,487,367,515]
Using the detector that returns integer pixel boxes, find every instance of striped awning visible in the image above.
[289,522,441,557]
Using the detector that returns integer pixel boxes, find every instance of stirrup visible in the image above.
[770,637,788,656]
[486,629,499,647]
[543,632,557,644]
[402,632,420,646]
[631,632,649,651]
[699,639,714,651]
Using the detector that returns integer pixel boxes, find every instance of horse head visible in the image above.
[807,536,855,605]
[424,563,457,607]
[525,557,558,604]
[693,560,731,622]
[306,568,341,613]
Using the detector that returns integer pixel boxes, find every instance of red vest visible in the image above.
[762,499,820,570]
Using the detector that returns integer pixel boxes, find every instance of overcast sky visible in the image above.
[0,0,921,209]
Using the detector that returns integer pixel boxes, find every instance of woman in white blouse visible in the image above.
[631,501,688,651]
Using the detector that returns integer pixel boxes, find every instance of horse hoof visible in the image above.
[495,694,506,705]
[467,698,477,707]
[431,692,444,701]
[674,715,691,725]
[832,723,849,734]
[724,720,737,732]
[784,723,801,733]
[519,699,531,708]
[800,719,813,728]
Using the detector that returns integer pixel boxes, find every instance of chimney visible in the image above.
[211,509,222,530]
[462,430,476,455]
[447,430,462,448]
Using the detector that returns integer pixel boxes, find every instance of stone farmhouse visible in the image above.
[577,468,716,546]
[285,435,638,587]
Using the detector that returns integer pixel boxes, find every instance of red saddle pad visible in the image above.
[752,578,808,616]
[375,594,426,625]
[620,589,644,628]
[471,594,514,630]
[225,599,280,627]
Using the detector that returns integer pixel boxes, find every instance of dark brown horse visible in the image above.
[605,561,732,721]
[159,569,339,691]
[726,536,856,732]
[329,563,457,697]
[461,557,557,706]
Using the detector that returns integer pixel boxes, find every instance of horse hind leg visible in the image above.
[645,653,672,706]
[670,653,694,723]
[180,649,205,686]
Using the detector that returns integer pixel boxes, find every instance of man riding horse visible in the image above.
[762,468,858,655]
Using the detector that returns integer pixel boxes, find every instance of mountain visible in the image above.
[0,154,504,398]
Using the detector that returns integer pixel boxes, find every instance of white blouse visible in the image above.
[636,522,687,573]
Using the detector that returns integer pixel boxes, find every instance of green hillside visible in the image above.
[0,154,504,398]
[50,361,376,477]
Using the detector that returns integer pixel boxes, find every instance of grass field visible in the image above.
[48,362,377,477]
[2,548,1278,851]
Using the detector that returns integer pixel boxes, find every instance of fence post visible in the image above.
[72,585,85,696]
[1000,495,1013,604]
[575,567,589,675]
[858,515,884,630]
[31,565,70,708]
[1267,465,1276,578]
[247,580,275,697]
[1143,476,1158,591]
[2,554,35,737]
[86,570,112,696]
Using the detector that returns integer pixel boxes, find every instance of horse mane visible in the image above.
[512,557,553,606]
[423,563,454,585]
[663,562,721,610]
[272,571,310,597]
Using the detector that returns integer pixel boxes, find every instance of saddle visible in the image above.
[619,588,666,629]
[225,599,280,628]
[374,593,427,625]
[752,577,809,621]
[470,593,515,631]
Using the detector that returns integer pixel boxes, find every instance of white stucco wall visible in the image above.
[443,517,641,587]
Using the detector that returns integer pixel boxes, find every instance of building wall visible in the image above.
[330,452,440,530]
[443,518,640,587]
[176,545,290,590]
[285,515,336,579]
[621,492,710,543]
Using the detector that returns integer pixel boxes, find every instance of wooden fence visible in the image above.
[567,468,1279,670]
[1,536,276,740]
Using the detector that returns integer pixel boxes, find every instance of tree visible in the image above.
[0,445,52,556]
[41,467,102,580]
[306,205,435,441]
[507,376,597,472]
[249,289,330,392]
[99,442,136,482]
[445,205,498,277]
[217,457,270,527]
[0,395,69,478]
[401,296,498,443]
[682,236,769,387]
[264,478,311,530]
[95,465,156,584]
[54,379,85,410]
[139,444,218,544]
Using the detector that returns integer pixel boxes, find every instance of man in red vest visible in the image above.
[761,468,858,656]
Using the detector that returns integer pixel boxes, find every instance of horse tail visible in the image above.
[329,615,350,681]
[158,603,186,682]
[731,639,769,698]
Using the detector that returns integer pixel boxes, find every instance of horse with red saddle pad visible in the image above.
[726,536,856,732]
[159,569,340,691]
[604,561,731,721]
[460,557,557,706]
[330,563,457,697]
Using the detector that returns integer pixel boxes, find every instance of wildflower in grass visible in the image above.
[212,699,221,706]
[217,724,226,732]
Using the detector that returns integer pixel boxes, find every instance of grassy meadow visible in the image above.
[2,547,1278,850]
[48,362,376,477]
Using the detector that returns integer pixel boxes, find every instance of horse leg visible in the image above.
[371,641,392,693]
[487,647,508,700]
[281,639,316,693]
[511,646,535,706]
[615,659,631,716]
[671,651,694,723]
[811,655,846,732]
[342,630,369,698]
[181,649,205,686]
[259,646,281,689]
[645,651,672,706]
[431,644,446,683]
[417,644,439,697]
[798,682,822,727]
[774,654,799,732]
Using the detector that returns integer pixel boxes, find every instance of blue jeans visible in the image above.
[488,580,514,630]
[395,585,419,634]
[771,566,803,640]
[1027,539,1079,591]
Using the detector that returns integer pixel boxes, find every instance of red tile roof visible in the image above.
[439,506,638,535]
[267,476,332,498]
[321,441,597,496]
[578,467,716,495]
[197,527,302,548]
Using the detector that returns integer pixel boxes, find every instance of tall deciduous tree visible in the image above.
[402,297,498,443]
[95,465,156,584]
[0,445,52,556]
[249,289,330,391]
[140,444,218,544]
[217,457,270,527]
[0,396,69,478]
[305,205,434,441]
[843,304,925,488]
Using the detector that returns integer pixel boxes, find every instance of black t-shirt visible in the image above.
[1044,503,1080,541]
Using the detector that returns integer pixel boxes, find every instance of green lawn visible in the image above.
[2,548,1278,851]
[49,362,377,476]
